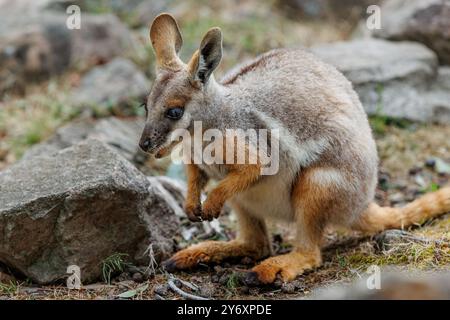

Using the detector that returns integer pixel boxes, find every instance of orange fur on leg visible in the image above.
[247,248,321,284]
[202,163,261,220]
[246,167,342,285]
[163,240,262,271]
[184,164,208,222]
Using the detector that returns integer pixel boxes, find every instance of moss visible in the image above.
[335,241,449,272]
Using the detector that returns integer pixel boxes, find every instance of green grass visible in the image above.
[101,253,130,284]
[369,115,413,136]
[421,182,440,193]
[0,281,18,296]
[226,272,240,290]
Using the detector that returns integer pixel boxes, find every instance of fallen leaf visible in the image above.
[117,283,148,299]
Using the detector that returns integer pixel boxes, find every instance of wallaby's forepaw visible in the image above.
[184,199,222,222]
[244,250,321,286]
[201,197,224,221]
[184,203,202,222]
[201,199,223,221]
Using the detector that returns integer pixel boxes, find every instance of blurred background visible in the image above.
[0,0,449,300]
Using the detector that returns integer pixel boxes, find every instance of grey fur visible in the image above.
[140,36,378,238]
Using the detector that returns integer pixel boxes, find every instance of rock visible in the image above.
[70,58,149,114]
[311,39,450,123]
[433,157,450,175]
[372,0,450,65]
[281,282,296,294]
[132,272,144,283]
[199,283,216,298]
[0,139,183,284]
[427,67,450,123]
[153,284,169,296]
[0,10,135,94]
[21,117,149,169]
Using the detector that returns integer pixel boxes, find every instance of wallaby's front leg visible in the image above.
[201,164,261,221]
[184,164,208,222]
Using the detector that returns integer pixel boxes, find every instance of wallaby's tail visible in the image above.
[353,187,450,234]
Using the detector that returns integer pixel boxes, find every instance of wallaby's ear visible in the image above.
[188,27,222,85]
[150,13,183,70]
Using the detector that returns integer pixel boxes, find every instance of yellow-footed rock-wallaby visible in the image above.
[139,14,450,285]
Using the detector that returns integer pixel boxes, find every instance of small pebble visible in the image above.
[240,286,250,294]
[132,272,144,283]
[408,166,422,175]
[154,284,169,296]
[425,158,436,168]
[281,282,296,294]
[116,272,130,282]
[292,280,306,291]
[388,192,404,204]
[378,173,390,189]
[199,284,216,298]
[211,275,219,283]
[219,274,229,285]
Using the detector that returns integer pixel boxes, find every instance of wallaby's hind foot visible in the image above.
[162,240,270,272]
[244,248,321,285]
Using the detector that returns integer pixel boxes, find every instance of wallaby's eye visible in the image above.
[165,107,184,120]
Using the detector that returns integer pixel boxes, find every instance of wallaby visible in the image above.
[139,13,450,285]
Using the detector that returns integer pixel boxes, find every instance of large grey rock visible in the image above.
[70,58,149,113]
[311,39,450,123]
[21,117,149,169]
[372,0,450,65]
[0,139,183,284]
[0,10,135,94]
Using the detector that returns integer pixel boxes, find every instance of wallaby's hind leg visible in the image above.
[245,167,344,284]
[163,204,271,271]
[245,210,323,284]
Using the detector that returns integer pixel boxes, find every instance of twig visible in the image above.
[143,244,158,277]
[178,279,199,291]
[167,278,209,300]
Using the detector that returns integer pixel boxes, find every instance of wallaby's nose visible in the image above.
[139,138,152,152]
